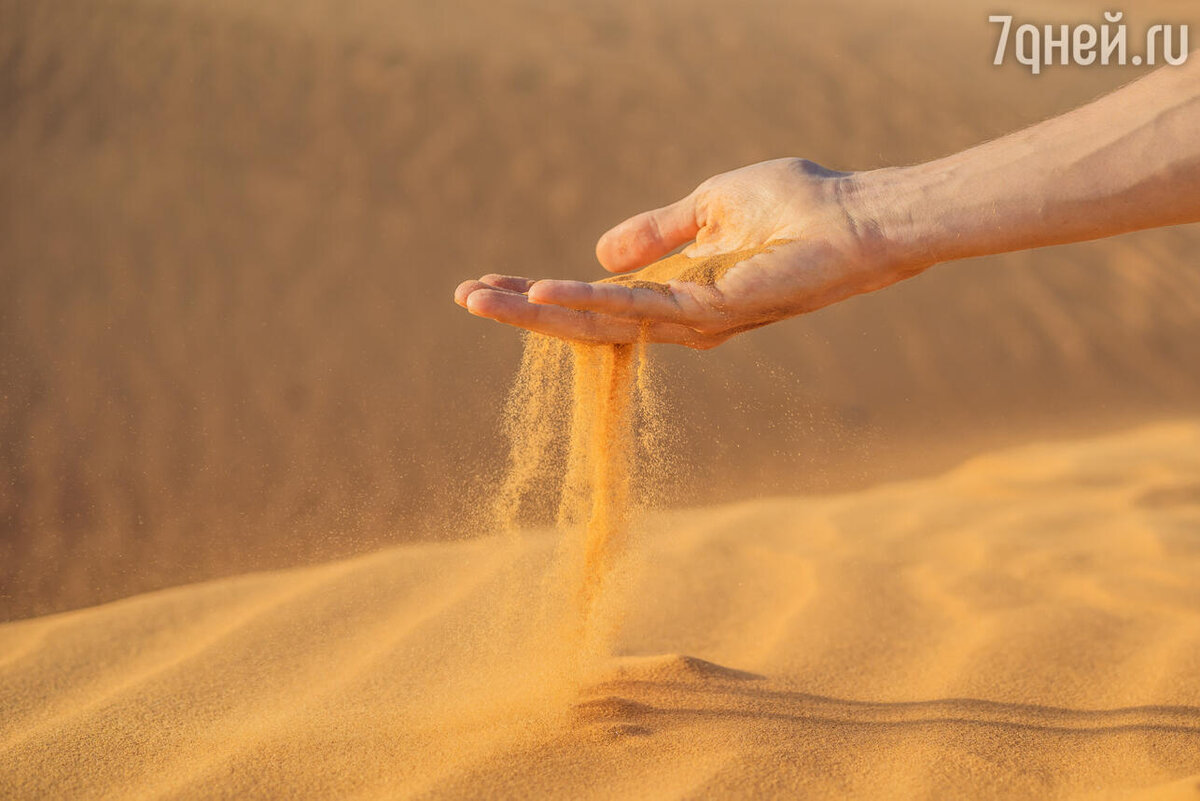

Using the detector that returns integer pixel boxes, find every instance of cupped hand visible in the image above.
[454,158,915,349]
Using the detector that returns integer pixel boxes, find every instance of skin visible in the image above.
[454,58,1200,350]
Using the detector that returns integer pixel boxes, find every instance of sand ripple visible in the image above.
[3,424,1200,797]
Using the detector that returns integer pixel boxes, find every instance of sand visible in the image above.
[492,330,669,668]
[5,0,1200,796]
[6,0,1200,619]
[491,333,650,664]
[601,241,793,293]
[4,422,1200,798]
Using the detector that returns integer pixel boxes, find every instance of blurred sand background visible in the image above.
[3,0,1199,618]
[4,0,1200,796]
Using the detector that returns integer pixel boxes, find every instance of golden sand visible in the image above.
[493,333,662,662]
[495,243,811,660]
[10,0,1200,625]
[4,423,1200,798]
[600,239,794,293]
[6,0,1200,796]
[488,241,800,654]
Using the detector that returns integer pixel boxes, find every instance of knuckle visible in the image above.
[619,287,642,314]
[643,214,667,248]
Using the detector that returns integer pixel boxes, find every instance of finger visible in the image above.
[595,194,699,274]
[453,275,536,307]
[466,288,640,342]
[455,280,508,307]
[527,279,692,324]
[465,288,718,348]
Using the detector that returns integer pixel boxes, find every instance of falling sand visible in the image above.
[489,242,792,668]
[491,335,659,665]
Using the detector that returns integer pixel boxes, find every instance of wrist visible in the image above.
[838,164,946,280]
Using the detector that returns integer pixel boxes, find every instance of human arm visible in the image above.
[454,58,1200,349]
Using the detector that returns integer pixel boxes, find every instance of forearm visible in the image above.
[850,58,1200,272]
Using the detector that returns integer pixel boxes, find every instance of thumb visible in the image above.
[595,192,700,273]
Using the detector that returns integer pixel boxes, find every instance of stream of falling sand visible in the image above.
[486,243,784,683]
[491,333,663,665]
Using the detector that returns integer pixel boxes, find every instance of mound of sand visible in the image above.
[4,422,1200,798]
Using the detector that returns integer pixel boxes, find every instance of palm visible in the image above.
[455,159,891,349]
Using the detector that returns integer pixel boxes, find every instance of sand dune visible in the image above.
[4,423,1200,798]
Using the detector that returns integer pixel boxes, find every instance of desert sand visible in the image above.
[4,0,1200,796]
[5,0,1200,619]
[4,423,1200,798]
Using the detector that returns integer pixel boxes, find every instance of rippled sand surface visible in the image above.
[4,424,1200,798]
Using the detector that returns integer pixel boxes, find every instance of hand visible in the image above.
[454,158,919,349]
